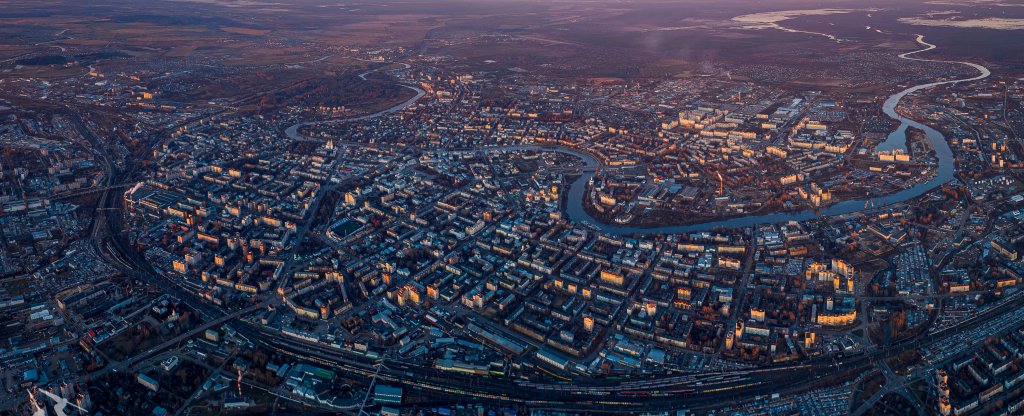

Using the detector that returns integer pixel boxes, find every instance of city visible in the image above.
[1,0,1024,415]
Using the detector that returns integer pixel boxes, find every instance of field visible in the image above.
[2,0,1021,97]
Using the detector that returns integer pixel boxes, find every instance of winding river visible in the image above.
[284,63,425,142]
[288,35,989,236]
[564,35,990,235]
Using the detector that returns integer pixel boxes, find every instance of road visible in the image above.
[84,304,259,381]
[720,228,758,354]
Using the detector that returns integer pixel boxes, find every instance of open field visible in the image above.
[1,0,1021,96]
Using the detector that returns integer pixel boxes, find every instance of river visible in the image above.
[287,35,988,236]
[284,63,425,142]
[559,34,989,235]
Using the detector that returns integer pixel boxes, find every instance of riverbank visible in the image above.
[285,35,989,236]
[559,34,987,235]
